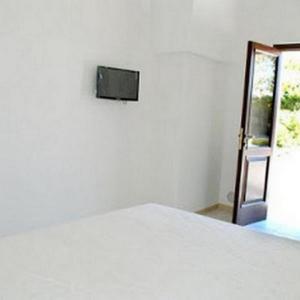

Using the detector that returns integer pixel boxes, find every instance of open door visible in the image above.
[233,41,282,226]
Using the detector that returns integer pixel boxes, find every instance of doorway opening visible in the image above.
[248,47,300,240]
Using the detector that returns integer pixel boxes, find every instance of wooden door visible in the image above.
[233,41,282,226]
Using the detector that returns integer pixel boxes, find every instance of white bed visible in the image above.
[0,204,300,299]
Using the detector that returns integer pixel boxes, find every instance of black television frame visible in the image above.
[96,66,140,101]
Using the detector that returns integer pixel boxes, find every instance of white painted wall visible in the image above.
[0,0,155,235]
[189,0,238,61]
[5,0,296,234]
[175,54,225,210]
[0,0,224,235]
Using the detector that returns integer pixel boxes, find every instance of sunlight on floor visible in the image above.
[247,220,300,241]
[251,148,300,241]
[268,148,300,227]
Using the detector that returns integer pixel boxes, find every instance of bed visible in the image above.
[0,204,299,299]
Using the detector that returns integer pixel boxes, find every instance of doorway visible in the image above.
[250,46,300,240]
[233,42,300,240]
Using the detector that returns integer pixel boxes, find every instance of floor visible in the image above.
[198,148,300,242]
[267,148,300,228]
[247,220,300,241]
[198,204,233,223]
[198,204,300,242]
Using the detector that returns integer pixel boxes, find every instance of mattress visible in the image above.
[0,204,300,300]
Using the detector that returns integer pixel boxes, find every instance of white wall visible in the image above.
[189,0,238,61]
[0,0,224,235]
[218,0,300,204]
[175,54,224,210]
[5,0,295,234]
[0,0,152,235]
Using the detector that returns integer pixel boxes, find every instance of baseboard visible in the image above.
[197,203,233,214]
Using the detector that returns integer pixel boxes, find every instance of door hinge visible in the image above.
[238,128,244,150]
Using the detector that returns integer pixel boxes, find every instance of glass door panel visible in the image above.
[248,50,277,148]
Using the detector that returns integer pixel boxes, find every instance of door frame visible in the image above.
[232,41,282,225]
[274,44,300,51]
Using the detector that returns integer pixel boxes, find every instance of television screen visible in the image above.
[97,66,140,101]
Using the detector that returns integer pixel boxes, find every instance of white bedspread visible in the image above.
[0,204,300,299]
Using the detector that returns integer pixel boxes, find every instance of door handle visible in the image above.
[244,134,255,145]
[238,129,255,150]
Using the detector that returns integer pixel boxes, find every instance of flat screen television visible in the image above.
[96,66,140,101]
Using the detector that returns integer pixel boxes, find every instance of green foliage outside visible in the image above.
[277,111,300,148]
[276,58,300,148]
[280,83,300,111]
[245,54,300,148]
